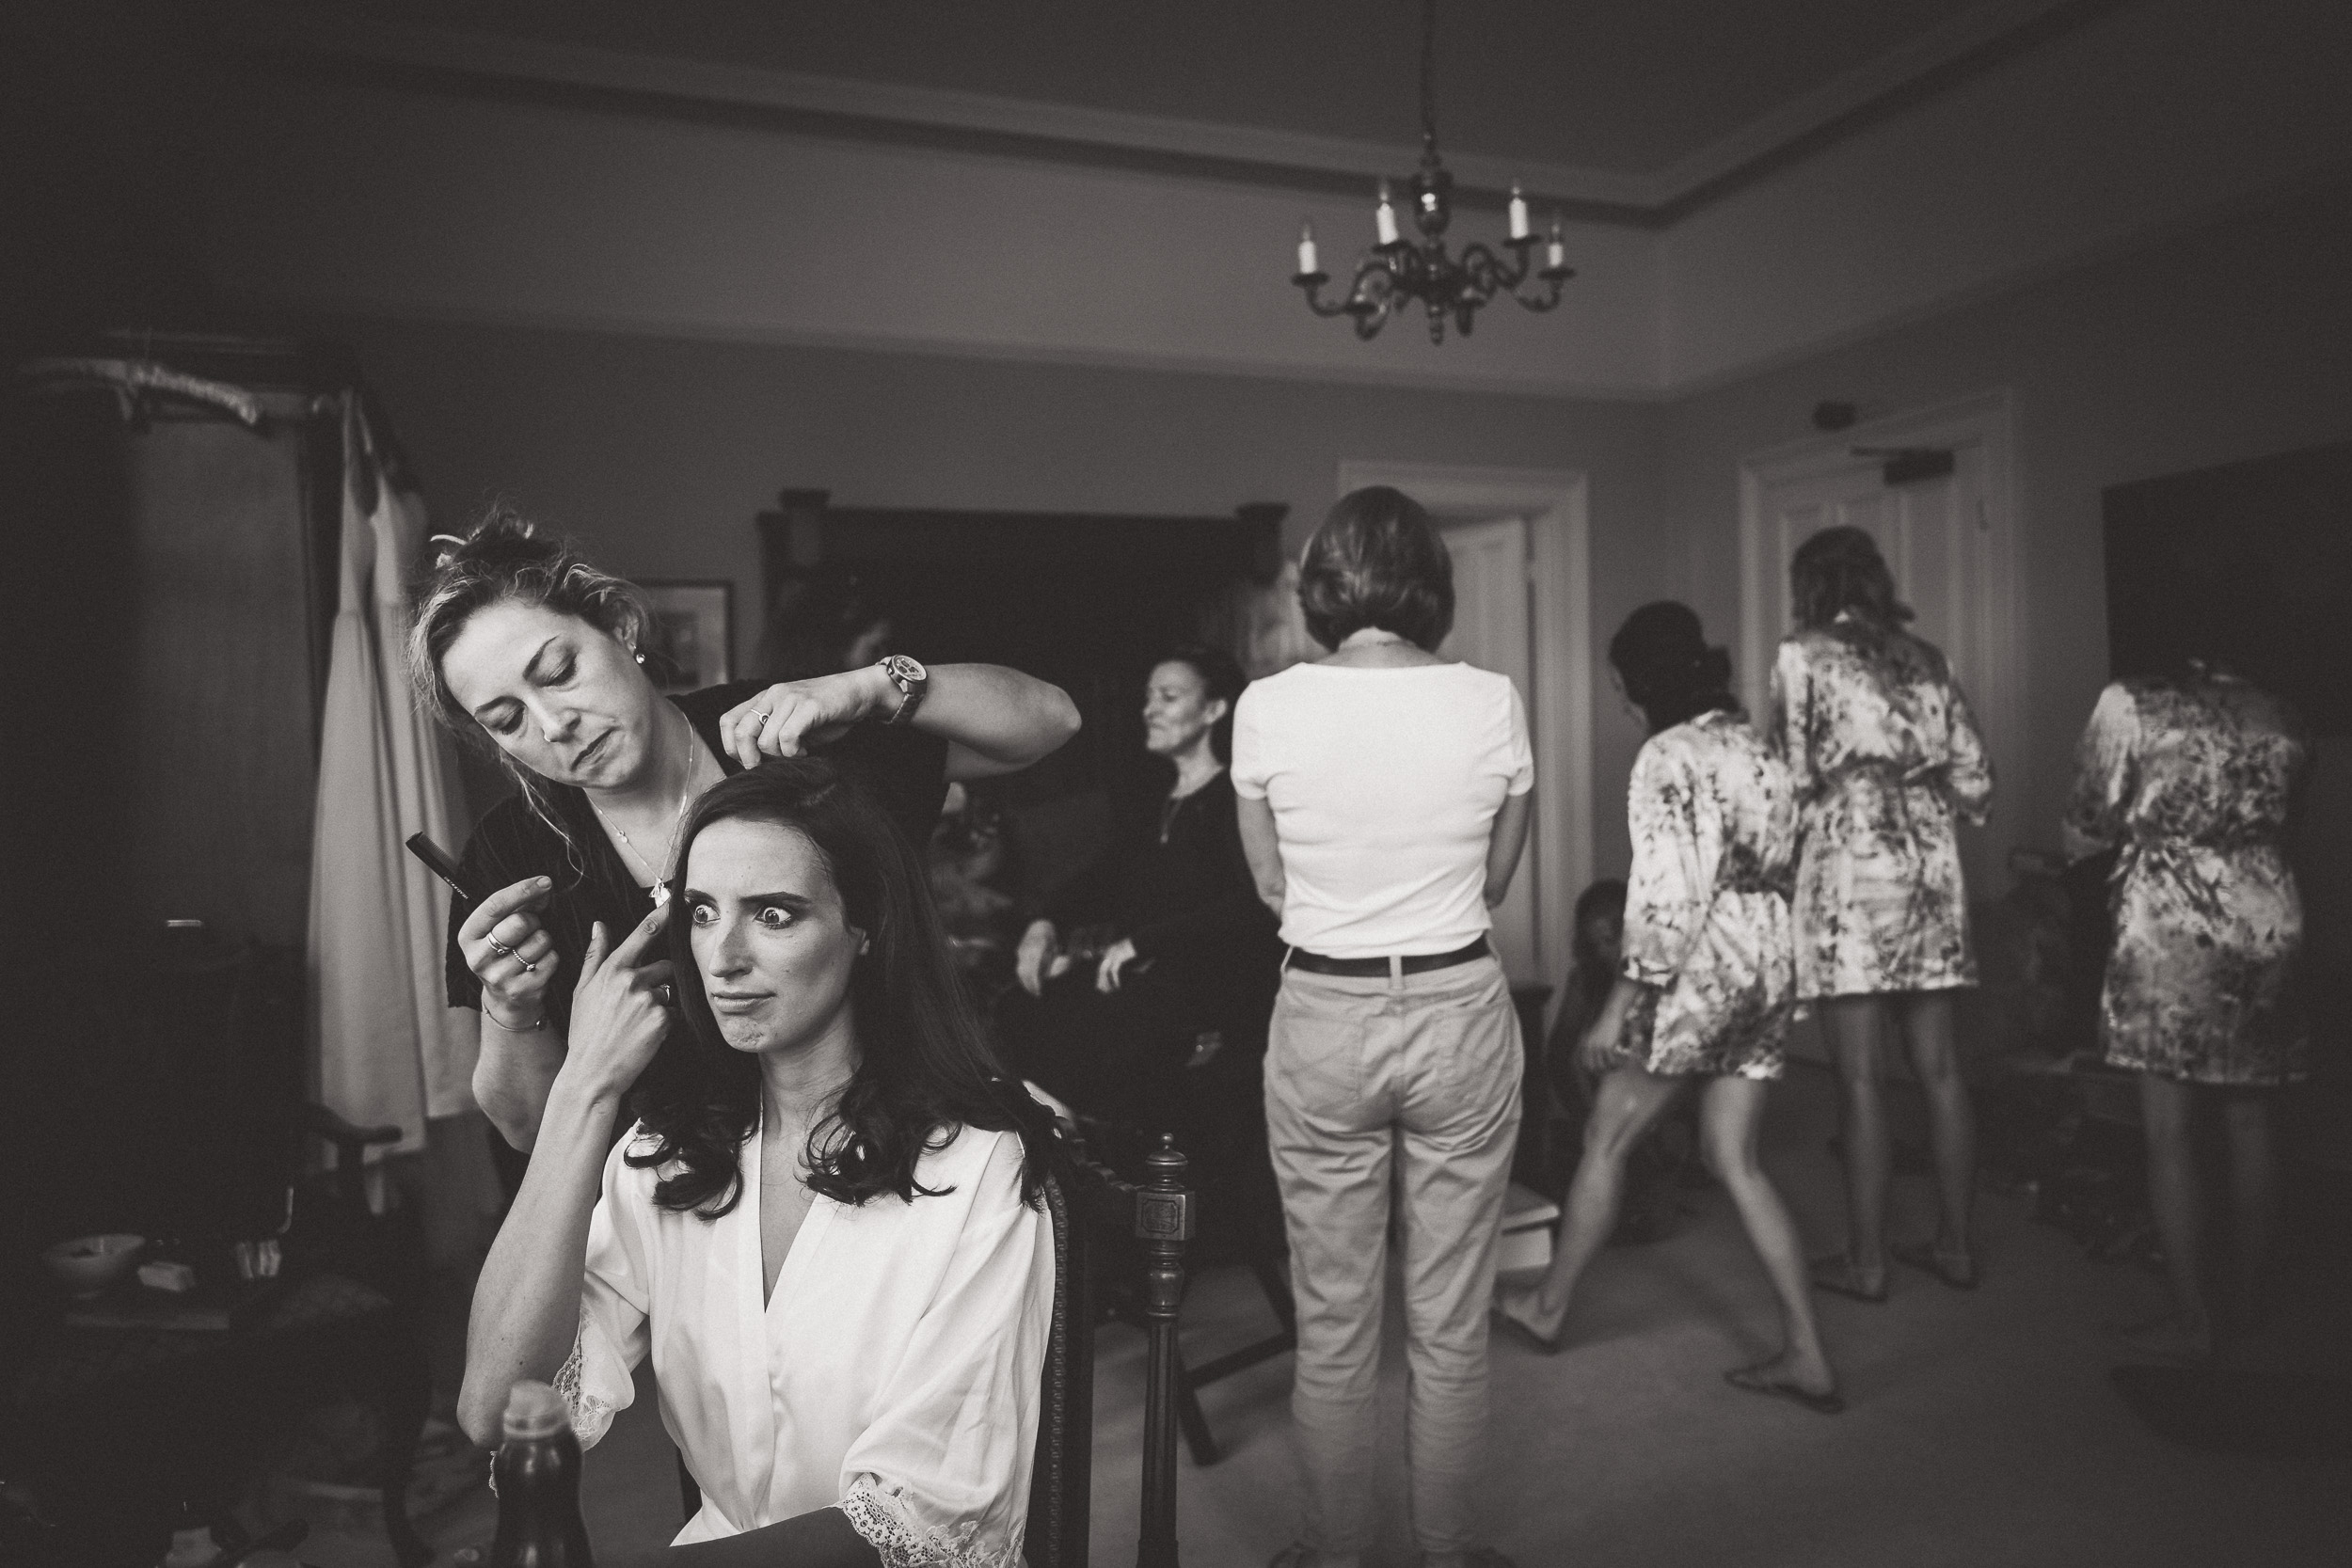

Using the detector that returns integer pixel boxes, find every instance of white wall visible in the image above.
[199,73,1661,400]
[1661,0,2352,388]
[184,0,2352,403]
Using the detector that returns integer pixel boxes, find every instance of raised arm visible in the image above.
[718,663,1079,780]
[453,875,566,1151]
[458,910,673,1448]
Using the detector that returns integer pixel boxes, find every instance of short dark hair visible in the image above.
[1296,486,1454,652]
[629,758,1056,1218]
[1608,601,1738,734]
[1789,526,1913,632]
[1156,642,1248,764]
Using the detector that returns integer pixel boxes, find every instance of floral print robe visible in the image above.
[2066,673,2306,1085]
[1620,709,1797,1079]
[1771,618,1993,997]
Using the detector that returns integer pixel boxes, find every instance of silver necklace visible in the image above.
[593,718,699,906]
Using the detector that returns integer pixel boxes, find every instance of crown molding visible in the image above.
[224,0,2105,230]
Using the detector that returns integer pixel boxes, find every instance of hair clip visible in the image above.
[429,531,466,567]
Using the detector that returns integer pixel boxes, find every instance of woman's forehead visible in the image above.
[688,817,839,895]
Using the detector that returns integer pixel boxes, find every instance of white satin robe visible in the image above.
[562,1120,1052,1562]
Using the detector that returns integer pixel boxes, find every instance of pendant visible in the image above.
[650,879,672,908]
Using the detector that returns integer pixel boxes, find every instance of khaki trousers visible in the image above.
[1264,954,1522,1560]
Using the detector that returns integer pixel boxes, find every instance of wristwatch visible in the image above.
[875,654,929,726]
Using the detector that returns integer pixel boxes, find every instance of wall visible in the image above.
[1664,169,2352,872]
[1661,0,2352,388]
[322,314,1673,873]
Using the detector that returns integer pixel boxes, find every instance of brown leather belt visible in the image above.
[1285,936,1490,978]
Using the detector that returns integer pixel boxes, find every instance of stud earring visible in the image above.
[633,650,645,665]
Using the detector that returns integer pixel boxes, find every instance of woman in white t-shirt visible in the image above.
[1232,487,1532,1568]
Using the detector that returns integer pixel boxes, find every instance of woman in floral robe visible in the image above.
[1497,603,1838,1413]
[1772,528,1993,1302]
[2067,665,2305,1357]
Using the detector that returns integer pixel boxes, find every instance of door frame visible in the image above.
[1737,389,2022,808]
[1337,459,1594,1004]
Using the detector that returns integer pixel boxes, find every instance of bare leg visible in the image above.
[2219,1087,2279,1334]
[2122,1072,2212,1357]
[1819,996,1891,1295]
[1494,1065,1684,1344]
[1896,990,1977,1271]
[1699,1077,1836,1396]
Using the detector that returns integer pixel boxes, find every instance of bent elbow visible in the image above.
[1042,685,1083,748]
[456,1378,508,1452]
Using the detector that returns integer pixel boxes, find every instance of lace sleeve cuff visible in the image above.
[840,1478,1024,1568]
[550,1326,619,1450]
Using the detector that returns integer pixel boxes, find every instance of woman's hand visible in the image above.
[718,668,893,768]
[1578,1009,1627,1078]
[1095,937,1141,993]
[560,907,675,1100]
[1015,919,1058,997]
[460,877,557,1028]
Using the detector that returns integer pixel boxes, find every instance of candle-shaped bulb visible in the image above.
[1375,181,1400,246]
[1297,222,1319,277]
[1546,214,1565,271]
[1508,182,1530,241]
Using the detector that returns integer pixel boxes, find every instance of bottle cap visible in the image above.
[501,1379,568,1440]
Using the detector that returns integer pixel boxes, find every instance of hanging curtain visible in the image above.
[309,394,478,1157]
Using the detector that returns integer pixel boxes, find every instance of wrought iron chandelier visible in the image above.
[1292,0,1574,344]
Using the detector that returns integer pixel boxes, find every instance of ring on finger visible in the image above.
[488,937,515,958]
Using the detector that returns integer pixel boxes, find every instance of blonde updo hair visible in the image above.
[407,506,655,869]
[406,504,653,736]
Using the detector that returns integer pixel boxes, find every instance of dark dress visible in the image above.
[443,679,948,1037]
[997,770,1281,1129]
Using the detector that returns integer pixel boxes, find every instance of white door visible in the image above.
[1438,515,1540,986]
[1752,447,1998,894]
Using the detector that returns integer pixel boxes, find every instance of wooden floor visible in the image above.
[297,1064,2348,1567]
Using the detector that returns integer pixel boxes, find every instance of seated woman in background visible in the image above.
[411,508,1079,1166]
[1000,644,1280,1131]
[459,759,1057,1561]
[2065,629,2307,1361]
[1496,603,1839,1415]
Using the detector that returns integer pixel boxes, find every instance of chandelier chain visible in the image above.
[1421,0,1439,155]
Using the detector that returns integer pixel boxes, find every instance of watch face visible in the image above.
[884,654,928,684]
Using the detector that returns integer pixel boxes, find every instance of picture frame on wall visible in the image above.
[640,580,733,694]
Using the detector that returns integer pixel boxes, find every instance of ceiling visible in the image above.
[281,0,2008,175]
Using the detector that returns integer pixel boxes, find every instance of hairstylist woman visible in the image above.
[412,508,1079,1155]
[1234,487,1532,1568]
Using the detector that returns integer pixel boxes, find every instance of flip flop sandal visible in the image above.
[1809,1253,1889,1304]
[1724,1363,1847,1416]
[1892,1240,1980,1291]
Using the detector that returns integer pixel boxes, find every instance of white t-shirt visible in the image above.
[1232,660,1534,958]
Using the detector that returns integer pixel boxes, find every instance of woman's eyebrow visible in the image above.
[521,635,565,683]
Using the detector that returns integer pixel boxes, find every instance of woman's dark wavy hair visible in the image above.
[1157,642,1248,765]
[1789,526,1914,633]
[628,758,1060,1218]
[1609,601,1739,735]
[1297,486,1454,652]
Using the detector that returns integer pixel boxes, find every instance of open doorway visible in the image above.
[1739,390,2020,893]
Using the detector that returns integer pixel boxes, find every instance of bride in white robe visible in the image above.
[459,759,1057,1566]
